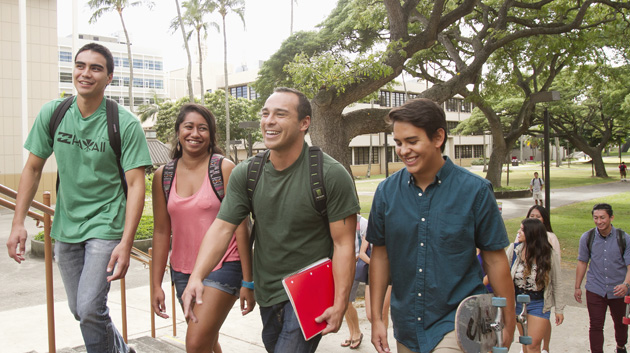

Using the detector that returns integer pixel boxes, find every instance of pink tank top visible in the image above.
[168,171,239,274]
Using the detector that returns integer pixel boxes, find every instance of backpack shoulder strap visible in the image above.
[308,146,327,219]
[105,98,127,197]
[162,158,178,205]
[617,228,627,258]
[209,154,225,201]
[587,228,596,258]
[49,96,75,145]
[246,150,269,217]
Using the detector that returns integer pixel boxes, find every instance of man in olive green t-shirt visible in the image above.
[7,43,151,353]
[182,87,360,352]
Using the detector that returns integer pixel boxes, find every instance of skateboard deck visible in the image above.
[455,293,507,353]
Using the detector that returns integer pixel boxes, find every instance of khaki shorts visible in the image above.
[397,330,462,353]
[532,191,543,201]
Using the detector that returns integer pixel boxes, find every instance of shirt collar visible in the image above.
[596,225,616,238]
[406,156,454,187]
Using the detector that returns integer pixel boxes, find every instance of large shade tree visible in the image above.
[254,0,630,178]
[88,0,153,113]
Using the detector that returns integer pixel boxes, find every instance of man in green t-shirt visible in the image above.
[6,43,151,353]
[182,87,360,352]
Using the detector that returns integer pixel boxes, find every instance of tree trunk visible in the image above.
[118,12,134,113]
[222,15,231,159]
[485,139,509,188]
[590,151,608,177]
[174,0,194,103]
[310,103,353,177]
[197,29,204,102]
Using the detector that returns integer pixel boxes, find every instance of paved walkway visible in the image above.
[1,181,629,352]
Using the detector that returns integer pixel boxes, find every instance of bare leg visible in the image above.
[522,315,548,353]
[185,287,237,353]
[342,303,362,345]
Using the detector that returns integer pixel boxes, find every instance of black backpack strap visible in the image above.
[162,158,178,205]
[617,228,627,258]
[246,150,270,218]
[105,98,127,197]
[587,228,596,259]
[49,96,75,195]
[209,154,225,201]
[308,146,328,221]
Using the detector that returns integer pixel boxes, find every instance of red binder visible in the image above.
[282,258,335,340]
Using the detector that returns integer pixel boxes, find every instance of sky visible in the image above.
[57,0,339,71]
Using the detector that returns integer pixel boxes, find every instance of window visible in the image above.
[353,147,379,165]
[461,101,472,113]
[386,146,401,163]
[446,98,460,112]
[59,51,72,62]
[455,145,473,159]
[155,80,164,89]
[155,61,163,71]
[111,76,121,86]
[133,78,143,88]
[446,121,459,134]
[392,92,406,107]
[133,59,143,69]
[113,57,121,67]
[134,97,145,106]
[473,145,485,158]
[249,86,260,100]
[60,72,72,83]
[123,77,130,87]
[122,58,129,68]
[230,85,247,98]
[379,91,391,107]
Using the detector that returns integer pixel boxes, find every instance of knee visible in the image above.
[186,332,217,353]
[75,298,104,323]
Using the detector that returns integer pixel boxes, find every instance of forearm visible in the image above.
[235,219,253,282]
[151,230,170,289]
[12,162,44,227]
[369,246,390,322]
[331,239,354,311]
[575,261,588,288]
[482,250,516,331]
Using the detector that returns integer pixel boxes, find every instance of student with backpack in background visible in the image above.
[575,203,630,353]
[151,104,254,353]
[181,88,360,352]
[530,172,545,206]
[619,162,627,182]
[6,43,151,353]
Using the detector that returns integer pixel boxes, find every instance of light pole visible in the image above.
[531,91,560,212]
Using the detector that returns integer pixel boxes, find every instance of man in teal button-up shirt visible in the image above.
[366,98,516,353]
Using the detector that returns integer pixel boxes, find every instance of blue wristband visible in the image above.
[242,280,254,290]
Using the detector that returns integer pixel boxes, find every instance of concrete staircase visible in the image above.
[40,336,185,353]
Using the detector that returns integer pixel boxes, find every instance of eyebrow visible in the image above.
[75,61,105,70]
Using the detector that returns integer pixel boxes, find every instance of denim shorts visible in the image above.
[171,261,242,305]
[515,297,550,320]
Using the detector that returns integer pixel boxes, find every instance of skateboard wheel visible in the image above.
[492,297,507,307]
[624,317,630,325]
[492,347,508,353]
[517,294,531,303]
[625,296,630,304]
[519,336,533,345]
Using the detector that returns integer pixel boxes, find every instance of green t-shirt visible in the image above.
[24,97,152,243]
[218,142,360,306]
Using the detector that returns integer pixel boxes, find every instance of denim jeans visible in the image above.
[55,239,129,353]
[260,301,322,353]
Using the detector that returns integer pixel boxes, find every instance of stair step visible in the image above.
[49,335,185,353]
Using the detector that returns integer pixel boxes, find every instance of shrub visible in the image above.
[33,215,154,241]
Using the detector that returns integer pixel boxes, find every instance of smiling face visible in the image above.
[517,224,526,243]
[528,208,544,223]
[593,209,614,236]
[177,111,211,156]
[260,91,310,153]
[73,50,112,101]
[393,121,445,184]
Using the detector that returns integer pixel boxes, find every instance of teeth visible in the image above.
[266,131,279,135]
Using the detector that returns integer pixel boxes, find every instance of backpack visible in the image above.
[586,227,627,258]
[531,178,543,186]
[161,154,225,204]
[49,96,127,197]
[246,146,328,245]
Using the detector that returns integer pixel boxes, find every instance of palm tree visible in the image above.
[88,0,153,113]
[209,0,245,159]
[173,0,195,103]
[290,0,298,35]
[136,92,163,123]
[177,0,219,102]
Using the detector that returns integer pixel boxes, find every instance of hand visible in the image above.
[574,288,582,303]
[555,313,564,325]
[7,225,28,263]
[315,303,345,335]
[613,283,628,297]
[371,319,391,353]
[106,242,131,282]
[152,287,169,319]
[182,279,205,323]
[240,287,256,316]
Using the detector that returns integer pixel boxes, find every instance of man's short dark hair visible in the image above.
[75,43,114,75]
[592,203,613,217]
[273,87,312,122]
[386,98,448,152]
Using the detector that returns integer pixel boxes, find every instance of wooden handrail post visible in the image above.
[121,278,128,343]
[149,248,155,338]
[43,192,56,353]
[172,280,177,337]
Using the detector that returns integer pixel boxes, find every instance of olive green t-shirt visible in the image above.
[218,142,360,306]
[24,97,152,242]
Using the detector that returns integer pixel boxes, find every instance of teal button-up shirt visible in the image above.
[367,157,509,352]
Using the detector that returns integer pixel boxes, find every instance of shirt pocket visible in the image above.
[437,211,474,253]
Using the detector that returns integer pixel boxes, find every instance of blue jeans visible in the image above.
[260,301,322,353]
[55,239,129,353]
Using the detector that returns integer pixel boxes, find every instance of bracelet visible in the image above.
[241,280,254,290]
[624,282,630,290]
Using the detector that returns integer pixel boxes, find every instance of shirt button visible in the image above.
[418,293,422,296]
[418,192,422,197]
[420,243,424,246]
[419,268,423,273]
[417,317,422,321]
[421,218,426,222]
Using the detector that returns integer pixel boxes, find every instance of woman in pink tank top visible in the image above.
[151,104,254,353]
